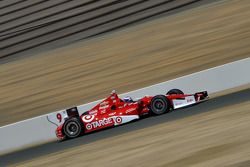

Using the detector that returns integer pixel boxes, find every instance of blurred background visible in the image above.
[0,0,250,166]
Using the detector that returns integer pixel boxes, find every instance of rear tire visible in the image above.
[150,95,170,115]
[63,117,83,139]
[166,89,184,95]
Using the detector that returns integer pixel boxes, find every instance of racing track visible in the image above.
[1,88,249,166]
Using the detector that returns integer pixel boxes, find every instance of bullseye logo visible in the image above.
[85,123,93,130]
[115,117,122,124]
[82,115,95,123]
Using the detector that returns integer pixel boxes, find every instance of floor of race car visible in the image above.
[0,0,250,126]
[2,87,250,166]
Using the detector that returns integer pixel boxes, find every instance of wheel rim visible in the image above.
[65,122,79,137]
[155,101,164,110]
[153,99,165,112]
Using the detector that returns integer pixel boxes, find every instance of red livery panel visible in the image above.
[51,89,208,140]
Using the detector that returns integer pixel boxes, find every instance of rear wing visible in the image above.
[47,107,80,127]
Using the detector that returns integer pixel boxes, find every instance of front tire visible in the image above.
[63,117,83,139]
[150,95,170,115]
[166,89,184,95]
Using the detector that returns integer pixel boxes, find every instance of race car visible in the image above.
[52,89,208,140]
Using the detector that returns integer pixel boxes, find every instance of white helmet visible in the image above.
[123,96,133,102]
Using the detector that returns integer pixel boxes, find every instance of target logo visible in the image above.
[86,123,93,130]
[115,117,122,124]
[82,115,95,123]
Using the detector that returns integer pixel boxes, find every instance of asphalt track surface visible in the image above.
[1,89,249,166]
[0,0,213,60]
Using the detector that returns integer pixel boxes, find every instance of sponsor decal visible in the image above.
[101,110,106,114]
[175,101,183,106]
[86,123,93,130]
[99,101,109,109]
[82,115,95,123]
[115,117,122,124]
[85,117,114,130]
[85,116,139,130]
[114,115,138,125]
[99,105,109,110]
[109,112,116,116]
[186,98,193,103]
[173,96,195,109]
[100,101,109,106]
[89,110,97,115]
[125,108,136,114]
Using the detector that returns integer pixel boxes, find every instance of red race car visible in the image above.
[52,89,208,140]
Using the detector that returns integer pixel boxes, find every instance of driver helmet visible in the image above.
[123,96,133,103]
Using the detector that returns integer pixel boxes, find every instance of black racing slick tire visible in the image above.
[150,95,170,115]
[63,117,83,139]
[166,89,184,95]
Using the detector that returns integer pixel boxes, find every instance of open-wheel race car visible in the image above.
[48,89,208,140]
